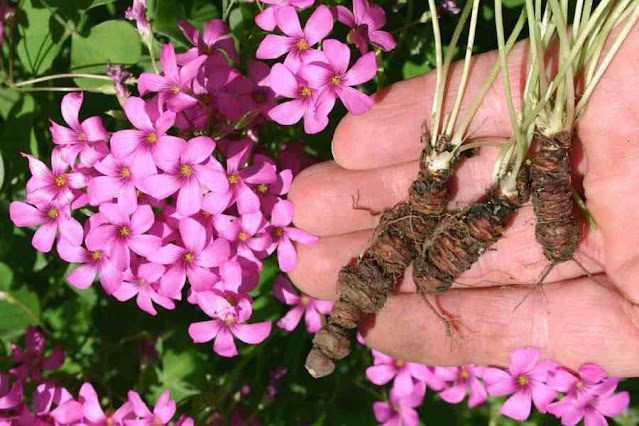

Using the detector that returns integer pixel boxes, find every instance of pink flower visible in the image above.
[366,349,445,397]
[548,364,630,426]
[49,92,109,167]
[143,136,227,216]
[127,390,176,426]
[442,0,461,14]
[267,63,329,134]
[273,274,333,332]
[58,237,124,295]
[0,373,23,410]
[88,154,147,215]
[267,199,317,272]
[178,19,239,64]
[86,203,162,270]
[9,327,65,381]
[138,44,206,112]
[435,365,488,408]
[202,139,276,214]
[125,0,151,36]
[252,157,292,216]
[176,415,195,426]
[110,96,179,177]
[334,0,397,54]
[372,381,425,426]
[483,347,558,421]
[75,383,134,426]
[149,217,230,299]
[106,63,132,104]
[214,212,271,269]
[27,383,77,425]
[306,39,377,115]
[9,200,83,253]
[216,62,276,120]
[189,290,272,357]
[256,5,332,72]
[22,150,87,206]
[112,261,175,316]
[255,0,314,31]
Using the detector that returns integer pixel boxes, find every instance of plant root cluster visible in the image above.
[531,131,580,263]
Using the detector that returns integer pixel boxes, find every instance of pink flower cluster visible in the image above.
[367,347,630,426]
[255,0,396,133]
[9,16,323,357]
[0,327,193,426]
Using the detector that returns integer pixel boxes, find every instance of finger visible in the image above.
[291,140,587,237]
[362,276,639,377]
[289,205,604,301]
[331,39,528,170]
[290,148,501,237]
[578,23,639,304]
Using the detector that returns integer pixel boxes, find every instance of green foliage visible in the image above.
[0,0,636,425]
[71,20,142,86]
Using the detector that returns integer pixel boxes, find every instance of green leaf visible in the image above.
[402,60,429,80]
[70,20,142,87]
[155,350,200,402]
[0,262,13,291]
[0,89,21,120]
[0,286,40,339]
[16,0,68,75]
[150,0,220,44]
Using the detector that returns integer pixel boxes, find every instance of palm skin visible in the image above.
[287,24,639,376]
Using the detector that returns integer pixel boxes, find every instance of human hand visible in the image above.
[287,24,639,376]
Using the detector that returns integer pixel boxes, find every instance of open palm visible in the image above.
[287,24,639,376]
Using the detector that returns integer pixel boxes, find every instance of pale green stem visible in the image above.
[223,0,237,22]
[584,0,632,85]
[549,0,575,130]
[451,9,527,147]
[573,0,585,36]
[14,73,113,87]
[146,38,160,74]
[525,0,549,115]
[444,0,481,137]
[427,0,443,147]
[494,0,520,135]
[571,185,597,230]
[439,0,477,136]
[15,87,104,93]
[458,138,506,151]
[576,1,639,117]
[522,0,615,130]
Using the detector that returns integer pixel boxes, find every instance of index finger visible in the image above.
[332,40,529,170]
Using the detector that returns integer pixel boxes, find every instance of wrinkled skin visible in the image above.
[288,25,639,376]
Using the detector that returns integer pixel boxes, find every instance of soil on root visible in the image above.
[412,165,531,295]
[531,132,579,262]
[305,154,452,378]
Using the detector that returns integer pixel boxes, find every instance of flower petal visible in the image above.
[336,85,373,115]
[256,34,294,60]
[213,327,238,357]
[183,136,214,165]
[500,391,532,421]
[304,5,333,46]
[231,321,272,344]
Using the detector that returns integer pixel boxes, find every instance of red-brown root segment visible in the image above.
[413,164,531,295]
[305,146,452,379]
[531,131,579,263]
